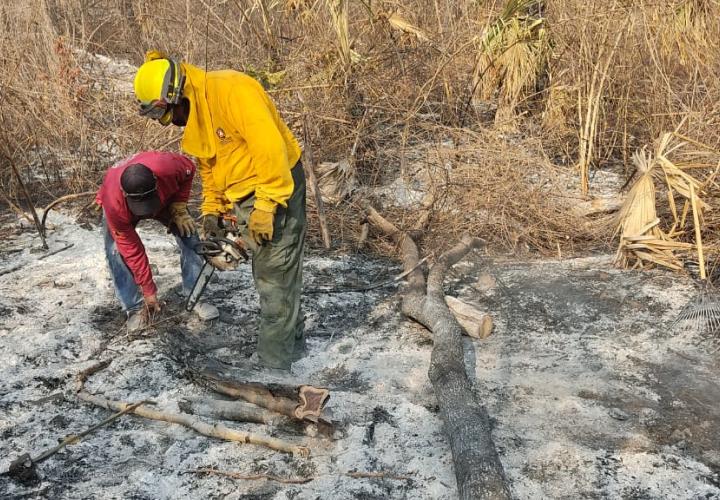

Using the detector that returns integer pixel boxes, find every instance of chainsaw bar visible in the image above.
[185,261,216,312]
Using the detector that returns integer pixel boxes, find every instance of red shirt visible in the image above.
[96,151,196,297]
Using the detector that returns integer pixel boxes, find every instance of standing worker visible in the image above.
[97,151,219,331]
[133,51,306,372]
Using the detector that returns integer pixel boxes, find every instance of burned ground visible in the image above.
[1,213,720,499]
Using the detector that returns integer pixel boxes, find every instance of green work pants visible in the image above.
[233,162,306,369]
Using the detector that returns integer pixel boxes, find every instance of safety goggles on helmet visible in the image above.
[139,99,172,120]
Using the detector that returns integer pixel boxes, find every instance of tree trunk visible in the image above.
[367,207,511,499]
[161,332,330,422]
[194,359,330,422]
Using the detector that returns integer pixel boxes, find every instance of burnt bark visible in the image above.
[367,207,511,500]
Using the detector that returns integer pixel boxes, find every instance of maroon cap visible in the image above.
[120,163,161,216]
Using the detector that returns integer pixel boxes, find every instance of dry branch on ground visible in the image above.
[75,361,310,457]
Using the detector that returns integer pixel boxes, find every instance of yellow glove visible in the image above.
[169,202,196,237]
[248,208,274,245]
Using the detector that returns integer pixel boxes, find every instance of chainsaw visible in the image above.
[185,218,248,312]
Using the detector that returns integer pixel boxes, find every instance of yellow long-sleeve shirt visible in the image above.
[179,63,301,215]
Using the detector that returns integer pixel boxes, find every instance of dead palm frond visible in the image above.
[472,0,551,121]
[314,159,357,204]
[326,0,353,73]
[614,132,708,271]
[658,0,713,65]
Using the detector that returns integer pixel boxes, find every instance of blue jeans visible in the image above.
[102,218,204,312]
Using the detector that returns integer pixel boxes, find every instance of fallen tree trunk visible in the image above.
[75,361,309,457]
[177,396,337,438]
[367,207,511,499]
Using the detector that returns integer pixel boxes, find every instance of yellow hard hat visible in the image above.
[134,58,172,105]
[133,56,185,126]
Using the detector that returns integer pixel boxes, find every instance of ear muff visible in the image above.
[164,59,185,106]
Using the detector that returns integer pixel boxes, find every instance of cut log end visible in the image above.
[445,295,494,339]
[295,386,330,420]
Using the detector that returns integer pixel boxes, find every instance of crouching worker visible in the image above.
[96,151,219,331]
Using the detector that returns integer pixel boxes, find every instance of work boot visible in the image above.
[193,302,219,321]
[126,310,146,333]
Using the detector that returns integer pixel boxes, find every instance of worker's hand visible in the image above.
[169,202,196,237]
[248,208,274,245]
[144,294,162,314]
[201,214,224,240]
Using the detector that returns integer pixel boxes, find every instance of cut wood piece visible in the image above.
[297,386,330,420]
[178,397,338,439]
[445,295,494,339]
[207,378,298,416]
[160,335,331,423]
[198,366,330,422]
[178,397,287,425]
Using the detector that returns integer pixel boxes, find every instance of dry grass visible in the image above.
[1,0,719,262]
